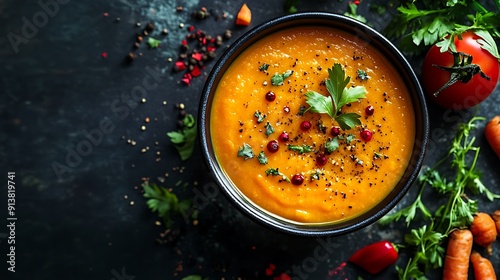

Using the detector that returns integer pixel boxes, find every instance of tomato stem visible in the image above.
[432,51,491,97]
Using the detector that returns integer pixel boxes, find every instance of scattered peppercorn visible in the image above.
[278,132,289,142]
[365,105,374,116]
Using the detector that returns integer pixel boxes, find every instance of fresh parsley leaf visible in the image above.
[148,37,161,48]
[305,63,367,130]
[271,70,293,86]
[325,137,339,153]
[345,134,355,144]
[335,113,362,131]
[167,114,197,161]
[254,111,266,123]
[474,30,500,59]
[304,91,334,116]
[237,143,254,160]
[265,122,274,137]
[143,182,190,228]
[310,170,322,181]
[257,151,268,165]
[344,3,368,23]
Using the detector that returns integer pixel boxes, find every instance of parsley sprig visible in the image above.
[143,182,191,228]
[386,0,500,56]
[167,114,197,161]
[379,116,500,279]
[305,63,367,130]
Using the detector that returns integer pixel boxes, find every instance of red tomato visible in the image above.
[421,31,499,110]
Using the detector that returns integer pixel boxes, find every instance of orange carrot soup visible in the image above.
[210,26,415,224]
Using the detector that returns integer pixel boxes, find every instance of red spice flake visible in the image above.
[174,61,186,71]
[103,12,109,17]
[190,66,201,77]
[353,0,361,4]
[274,273,291,280]
[207,46,216,52]
[191,53,203,61]
[265,263,276,276]
[181,39,188,46]
[181,77,191,85]
[327,262,347,278]
[188,25,195,32]
[101,52,108,58]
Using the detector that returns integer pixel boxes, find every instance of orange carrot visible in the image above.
[492,210,500,236]
[443,229,473,280]
[485,116,500,159]
[470,251,497,280]
[236,3,252,26]
[470,212,497,255]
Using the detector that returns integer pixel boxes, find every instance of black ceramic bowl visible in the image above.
[199,12,429,236]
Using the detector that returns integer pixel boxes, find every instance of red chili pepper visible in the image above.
[348,240,398,274]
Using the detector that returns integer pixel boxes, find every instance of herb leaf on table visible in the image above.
[143,182,190,228]
[167,114,197,161]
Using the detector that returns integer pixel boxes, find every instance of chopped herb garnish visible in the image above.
[257,151,268,165]
[265,122,274,137]
[271,70,293,86]
[259,63,270,72]
[143,182,191,228]
[297,105,307,116]
[167,114,197,161]
[346,134,356,144]
[237,143,255,160]
[265,168,290,182]
[305,63,367,130]
[357,69,369,80]
[325,137,340,153]
[317,120,327,134]
[288,144,313,154]
[148,37,161,48]
[310,170,322,181]
[254,111,266,123]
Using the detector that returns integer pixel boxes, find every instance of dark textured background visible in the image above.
[1,0,499,279]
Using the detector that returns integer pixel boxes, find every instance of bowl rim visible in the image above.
[198,12,430,237]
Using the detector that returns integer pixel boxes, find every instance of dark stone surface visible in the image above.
[1,0,499,279]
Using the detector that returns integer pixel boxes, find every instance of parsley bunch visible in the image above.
[386,0,500,55]
[379,116,500,279]
[305,63,367,130]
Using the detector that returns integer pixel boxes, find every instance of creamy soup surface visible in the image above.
[211,26,415,223]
